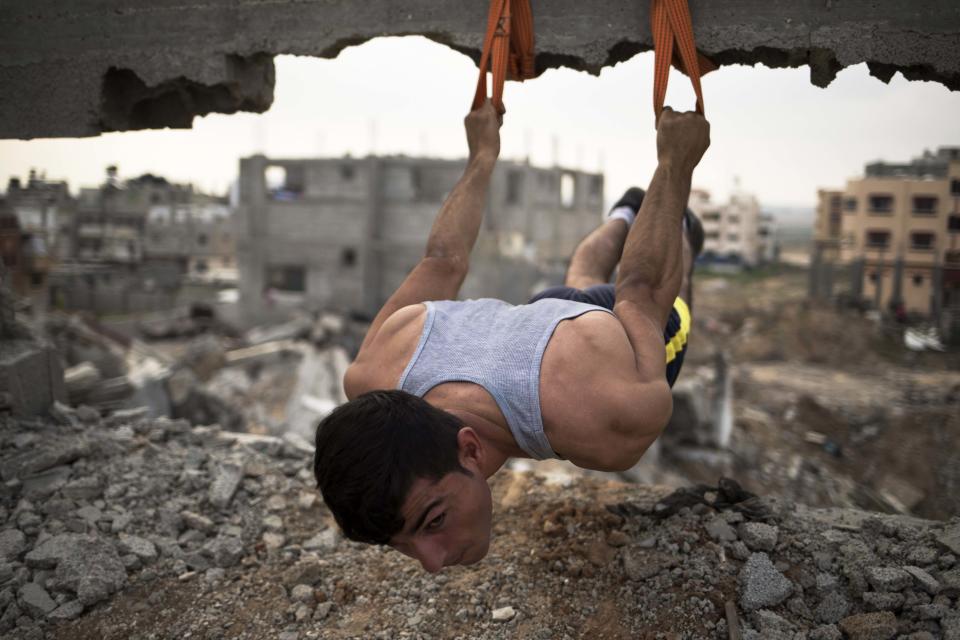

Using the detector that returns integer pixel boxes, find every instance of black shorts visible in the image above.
[528,284,690,387]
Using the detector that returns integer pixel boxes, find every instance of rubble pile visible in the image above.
[668,270,960,522]
[41,309,360,440]
[2,404,960,639]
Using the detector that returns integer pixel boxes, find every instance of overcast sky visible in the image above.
[2,36,959,216]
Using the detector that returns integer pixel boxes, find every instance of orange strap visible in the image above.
[650,0,716,122]
[472,0,536,114]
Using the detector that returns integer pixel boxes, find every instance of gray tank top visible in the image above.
[397,297,612,460]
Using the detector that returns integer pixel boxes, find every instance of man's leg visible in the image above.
[564,187,645,289]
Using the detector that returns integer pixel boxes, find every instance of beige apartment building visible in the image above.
[813,146,960,320]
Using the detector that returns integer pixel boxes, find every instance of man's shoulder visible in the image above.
[348,302,433,398]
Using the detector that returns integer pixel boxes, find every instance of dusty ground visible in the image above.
[4,266,960,640]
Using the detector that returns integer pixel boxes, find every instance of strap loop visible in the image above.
[651,0,716,122]
[472,0,536,114]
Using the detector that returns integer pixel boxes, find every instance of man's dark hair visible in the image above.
[313,389,468,545]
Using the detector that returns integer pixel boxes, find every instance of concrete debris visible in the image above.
[2,281,960,638]
[739,552,794,612]
[738,522,778,552]
[865,566,913,593]
[838,611,898,640]
[938,523,960,556]
[18,582,56,618]
[491,606,516,622]
[208,463,243,509]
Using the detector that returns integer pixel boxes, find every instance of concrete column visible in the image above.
[808,243,822,299]
[361,157,385,316]
[890,254,905,310]
[931,260,943,320]
[850,258,865,301]
[874,259,884,310]
[237,155,268,323]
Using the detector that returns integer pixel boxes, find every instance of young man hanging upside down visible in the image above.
[313,99,710,573]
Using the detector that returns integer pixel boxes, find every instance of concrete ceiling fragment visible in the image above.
[1,1,958,140]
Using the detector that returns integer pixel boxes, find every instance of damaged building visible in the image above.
[236,154,603,323]
[44,168,233,315]
[812,147,960,339]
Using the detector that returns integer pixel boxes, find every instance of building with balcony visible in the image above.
[812,146,960,333]
[235,154,604,323]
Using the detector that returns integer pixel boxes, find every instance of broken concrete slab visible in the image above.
[18,582,56,618]
[0,529,26,561]
[936,522,960,556]
[0,341,67,417]
[208,463,243,509]
[1,438,90,481]
[1,1,958,139]
[738,552,794,611]
[53,537,127,606]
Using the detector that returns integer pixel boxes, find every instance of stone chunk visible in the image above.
[0,529,26,561]
[739,552,794,612]
[290,584,314,603]
[936,523,960,556]
[208,463,243,509]
[492,606,516,622]
[25,533,87,569]
[52,536,127,606]
[705,516,737,542]
[838,611,897,640]
[18,582,56,617]
[861,591,904,612]
[738,522,778,552]
[180,510,215,533]
[61,476,103,500]
[865,567,911,592]
[303,528,339,553]
[808,625,842,640]
[47,599,84,621]
[21,466,72,499]
[0,439,90,481]
[939,568,960,596]
[902,566,940,595]
[203,536,243,568]
[817,590,851,624]
[282,558,324,588]
[117,534,157,563]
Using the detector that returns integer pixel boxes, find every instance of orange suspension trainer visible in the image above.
[471,0,536,114]
[650,0,716,121]
[471,0,714,121]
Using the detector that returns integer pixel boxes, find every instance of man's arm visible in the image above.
[614,108,710,384]
[354,101,502,356]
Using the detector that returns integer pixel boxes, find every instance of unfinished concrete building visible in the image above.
[811,147,960,336]
[48,170,232,314]
[5,171,74,262]
[236,154,602,323]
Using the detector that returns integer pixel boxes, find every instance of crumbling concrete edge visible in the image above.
[1,0,958,139]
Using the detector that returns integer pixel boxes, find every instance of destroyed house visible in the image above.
[235,154,603,322]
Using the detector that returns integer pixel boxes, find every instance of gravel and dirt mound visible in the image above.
[2,406,960,639]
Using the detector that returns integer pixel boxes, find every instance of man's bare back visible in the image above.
[313,100,710,572]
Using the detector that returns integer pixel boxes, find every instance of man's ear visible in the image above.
[456,427,483,471]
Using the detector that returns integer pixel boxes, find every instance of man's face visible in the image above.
[389,469,493,573]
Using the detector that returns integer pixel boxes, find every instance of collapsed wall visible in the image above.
[1,0,959,139]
